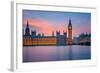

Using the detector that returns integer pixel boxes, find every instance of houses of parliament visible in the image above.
[23,19,72,46]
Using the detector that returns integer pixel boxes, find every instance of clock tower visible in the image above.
[67,19,72,45]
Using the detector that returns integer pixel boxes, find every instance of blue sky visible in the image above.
[23,10,91,37]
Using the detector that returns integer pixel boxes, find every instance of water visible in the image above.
[23,45,91,62]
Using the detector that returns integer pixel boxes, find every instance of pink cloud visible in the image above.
[23,18,68,36]
[24,18,55,36]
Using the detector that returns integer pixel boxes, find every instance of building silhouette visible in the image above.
[56,31,67,45]
[25,21,30,36]
[23,19,73,46]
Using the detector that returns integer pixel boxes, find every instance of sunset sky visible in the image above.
[23,10,91,37]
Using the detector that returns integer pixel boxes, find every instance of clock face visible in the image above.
[69,26,72,29]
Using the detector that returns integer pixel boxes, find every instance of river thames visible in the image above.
[23,45,91,62]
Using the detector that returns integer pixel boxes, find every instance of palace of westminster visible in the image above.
[23,19,73,46]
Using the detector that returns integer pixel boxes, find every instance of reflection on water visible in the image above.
[23,45,91,62]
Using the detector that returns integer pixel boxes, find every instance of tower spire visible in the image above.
[68,18,72,26]
[25,20,30,36]
[27,20,29,27]
[52,31,54,36]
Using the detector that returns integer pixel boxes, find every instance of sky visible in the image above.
[23,10,91,37]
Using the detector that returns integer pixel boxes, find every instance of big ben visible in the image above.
[67,19,72,45]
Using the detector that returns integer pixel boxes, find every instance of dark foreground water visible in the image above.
[23,45,91,62]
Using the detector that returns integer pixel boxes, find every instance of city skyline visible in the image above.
[23,19,72,46]
[23,10,91,37]
[23,19,90,46]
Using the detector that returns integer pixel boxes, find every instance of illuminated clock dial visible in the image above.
[69,26,72,29]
